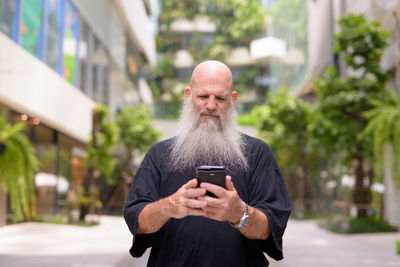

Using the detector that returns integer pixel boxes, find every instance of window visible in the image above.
[0,0,15,38]
[62,0,80,85]
[79,20,89,93]
[43,0,63,71]
[102,52,110,105]
[19,0,43,56]
[92,37,100,101]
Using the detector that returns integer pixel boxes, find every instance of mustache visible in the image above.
[199,110,220,118]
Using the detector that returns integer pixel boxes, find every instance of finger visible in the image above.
[225,176,235,191]
[185,198,207,209]
[182,178,198,189]
[200,182,225,198]
[186,187,206,198]
[197,195,222,207]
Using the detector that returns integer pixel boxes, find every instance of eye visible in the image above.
[216,97,226,102]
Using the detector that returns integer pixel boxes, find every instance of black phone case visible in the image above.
[196,166,226,197]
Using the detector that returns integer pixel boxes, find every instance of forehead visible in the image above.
[191,64,232,95]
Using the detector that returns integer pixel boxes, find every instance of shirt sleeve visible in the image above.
[123,144,162,257]
[247,140,291,260]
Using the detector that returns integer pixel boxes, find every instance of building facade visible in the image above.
[0,0,157,225]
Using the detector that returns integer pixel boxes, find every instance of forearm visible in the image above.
[136,179,207,234]
[239,206,270,240]
[136,198,171,234]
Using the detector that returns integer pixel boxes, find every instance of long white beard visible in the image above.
[170,96,248,172]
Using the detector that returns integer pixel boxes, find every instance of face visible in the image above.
[185,62,237,126]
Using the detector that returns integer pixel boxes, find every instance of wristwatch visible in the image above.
[231,200,250,229]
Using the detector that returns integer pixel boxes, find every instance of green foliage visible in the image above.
[148,55,182,105]
[153,55,175,79]
[333,14,389,83]
[319,215,398,234]
[257,88,312,169]
[234,67,262,93]
[159,0,266,47]
[313,14,389,160]
[363,90,400,186]
[0,111,39,221]
[396,240,400,255]
[34,215,99,226]
[116,105,162,153]
[211,0,266,45]
[115,105,161,182]
[86,104,119,183]
[237,112,258,126]
[155,0,267,110]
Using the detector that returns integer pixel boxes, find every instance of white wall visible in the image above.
[307,0,334,74]
[72,0,127,72]
[0,32,95,143]
[116,0,156,67]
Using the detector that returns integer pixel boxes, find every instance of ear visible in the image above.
[185,87,192,99]
[231,91,237,104]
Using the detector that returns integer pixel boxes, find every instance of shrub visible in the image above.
[319,215,398,234]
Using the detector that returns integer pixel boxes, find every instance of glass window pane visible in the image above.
[63,0,80,85]
[103,52,110,105]
[0,0,15,38]
[92,38,100,101]
[19,0,43,56]
[79,20,89,93]
[44,0,63,71]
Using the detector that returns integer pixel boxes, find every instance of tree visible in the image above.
[102,105,161,211]
[363,90,400,187]
[77,104,119,221]
[255,88,316,217]
[154,0,267,117]
[0,111,39,221]
[158,0,266,50]
[313,14,390,217]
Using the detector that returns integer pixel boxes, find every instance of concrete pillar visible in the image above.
[383,145,400,227]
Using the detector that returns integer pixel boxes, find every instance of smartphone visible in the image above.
[196,166,226,197]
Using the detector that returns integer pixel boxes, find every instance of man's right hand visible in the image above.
[137,179,207,234]
[166,178,208,219]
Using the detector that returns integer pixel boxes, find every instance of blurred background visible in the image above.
[1,0,400,266]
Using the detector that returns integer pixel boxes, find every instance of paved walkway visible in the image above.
[0,216,399,267]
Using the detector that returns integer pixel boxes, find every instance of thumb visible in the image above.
[225,175,235,191]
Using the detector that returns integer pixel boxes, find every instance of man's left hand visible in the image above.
[198,175,243,224]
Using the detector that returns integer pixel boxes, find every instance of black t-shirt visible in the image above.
[124,134,291,267]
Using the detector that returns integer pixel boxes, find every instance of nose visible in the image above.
[205,97,217,111]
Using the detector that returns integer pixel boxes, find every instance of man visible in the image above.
[124,60,291,266]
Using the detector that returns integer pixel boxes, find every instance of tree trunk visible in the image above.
[296,145,309,218]
[352,149,371,217]
[79,167,94,222]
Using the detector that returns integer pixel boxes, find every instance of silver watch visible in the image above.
[231,201,250,229]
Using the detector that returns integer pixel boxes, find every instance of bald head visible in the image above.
[190,60,233,91]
